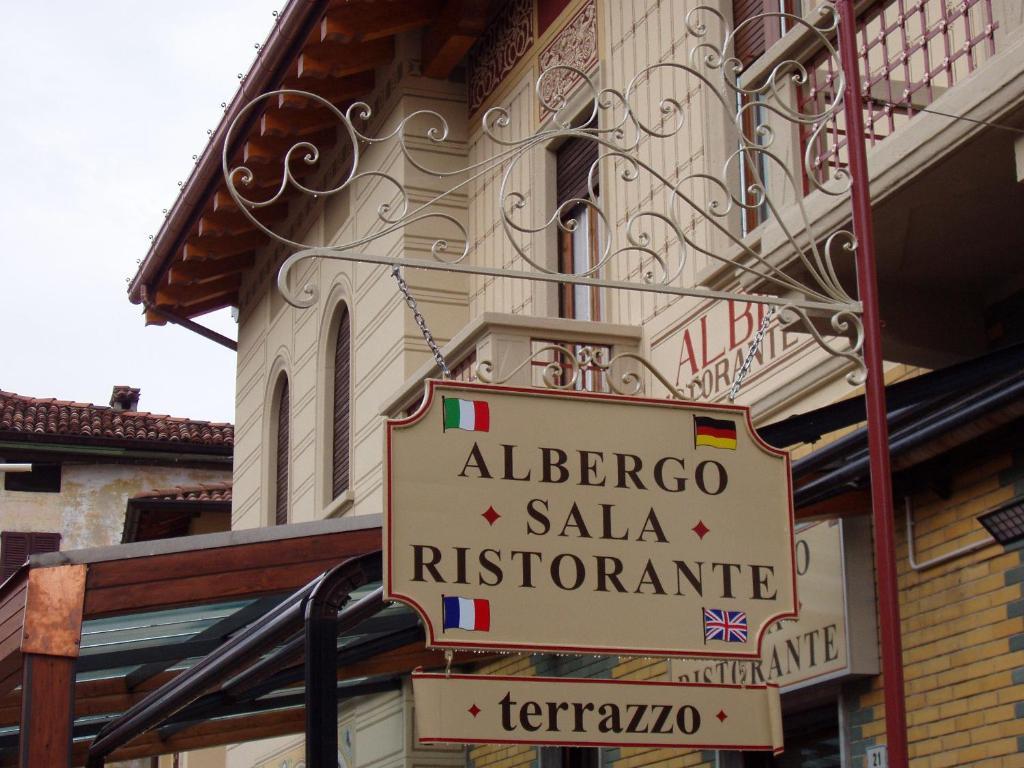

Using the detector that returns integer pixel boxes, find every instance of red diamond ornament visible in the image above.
[716,710,728,722]
[482,506,501,525]
[468,704,481,717]
[692,520,710,539]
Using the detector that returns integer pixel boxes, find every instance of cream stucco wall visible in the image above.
[0,463,229,551]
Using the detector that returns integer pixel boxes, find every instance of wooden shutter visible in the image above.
[332,306,351,499]
[556,137,599,207]
[733,0,769,67]
[275,379,290,525]
[1,532,61,579]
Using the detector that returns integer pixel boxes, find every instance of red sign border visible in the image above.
[412,670,783,754]
[385,379,798,660]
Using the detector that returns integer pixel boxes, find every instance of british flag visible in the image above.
[702,608,748,643]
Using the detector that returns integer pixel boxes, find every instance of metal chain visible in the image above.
[390,265,452,378]
[728,306,776,401]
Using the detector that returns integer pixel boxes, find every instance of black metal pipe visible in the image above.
[305,570,384,767]
[795,372,1024,508]
[85,552,381,767]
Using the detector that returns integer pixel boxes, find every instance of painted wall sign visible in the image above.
[653,299,815,403]
[671,518,879,692]
[412,671,783,753]
[385,380,797,658]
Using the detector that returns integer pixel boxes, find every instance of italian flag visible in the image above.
[442,397,490,432]
[442,596,490,631]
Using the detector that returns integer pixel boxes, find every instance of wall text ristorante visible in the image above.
[384,381,797,657]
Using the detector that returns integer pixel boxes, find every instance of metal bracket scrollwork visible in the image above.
[223,2,865,384]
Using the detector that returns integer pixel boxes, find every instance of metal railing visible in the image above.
[799,0,998,191]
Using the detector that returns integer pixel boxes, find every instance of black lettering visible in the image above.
[521,701,542,731]
[595,556,627,593]
[615,453,647,490]
[541,447,569,483]
[479,549,503,586]
[751,564,776,600]
[796,538,810,575]
[824,623,839,662]
[510,550,543,587]
[635,560,667,595]
[651,705,673,734]
[674,561,704,596]
[806,628,821,667]
[526,499,550,535]
[597,703,621,733]
[676,705,700,735]
[551,554,585,590]
[559,503,591,538]
[785,638,801,674]
[712,562,742,598]
[579,450,606,486]
[500,692,516,731]
[750,660,766,684]
[412,545,444,582]
[601,503,628,540]
[572,702,595,732]
[637,509,668,543]
[654,457,686,492]
[695,460,727,495]
[454,547,469,584]
[769,646,784,678]
[458,443,492,479]
[502,444,532,481]
[546,701,569,732]
[626,704,649,733]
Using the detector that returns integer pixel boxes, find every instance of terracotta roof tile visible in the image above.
[132,482,233,504]
[0,390,233,448]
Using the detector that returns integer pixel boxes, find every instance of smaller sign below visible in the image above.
[412,671,783,754]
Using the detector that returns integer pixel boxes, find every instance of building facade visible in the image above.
[127,0,1024,766]
[0,387,232,572]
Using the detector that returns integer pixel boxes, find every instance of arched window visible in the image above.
[274,376,290,525]
[331,305,351,499]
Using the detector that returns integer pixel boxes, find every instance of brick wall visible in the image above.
[847,447,1024,766]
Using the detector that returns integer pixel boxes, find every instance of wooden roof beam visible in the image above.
[242,127,336,166]
[297,37,394,80]
[421,0,489,79]
[278,70,375,109]
[154,274,242,309]
[167,252,255,286]
[260,108,338,138]
[321,1,441,43]
[183,230,267,261]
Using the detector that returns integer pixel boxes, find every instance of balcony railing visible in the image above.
[798,0,998,191]
[384,314,643,418]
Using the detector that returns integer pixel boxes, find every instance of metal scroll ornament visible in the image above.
[223,2,866,384]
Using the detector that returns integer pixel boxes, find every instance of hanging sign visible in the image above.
[670,519,879,691]
[385,380,796,658]
[412,671,783,753]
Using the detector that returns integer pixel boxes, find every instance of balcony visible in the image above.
[383,314,644,418]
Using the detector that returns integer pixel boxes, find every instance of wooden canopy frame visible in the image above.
[0,516,472,766]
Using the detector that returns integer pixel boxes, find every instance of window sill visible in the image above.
[323,490,355,519]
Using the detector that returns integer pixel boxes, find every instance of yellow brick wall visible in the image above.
[845,448,1024,767]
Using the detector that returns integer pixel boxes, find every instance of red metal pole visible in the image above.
[835,2,909,766]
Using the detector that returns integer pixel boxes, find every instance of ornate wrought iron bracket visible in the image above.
[224,3,866,383]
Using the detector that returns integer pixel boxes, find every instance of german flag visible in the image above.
[694,415,737,450]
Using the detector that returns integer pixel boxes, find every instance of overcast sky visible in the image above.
[0,3,280,424]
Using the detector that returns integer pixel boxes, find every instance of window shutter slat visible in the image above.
[556,138,599,207]
[332,307,352,499]
[29,532,61,555]
[733,0,770,67]
[1,532,30,579]
[275,379,290,525]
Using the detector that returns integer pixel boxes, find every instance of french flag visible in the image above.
[442,596,490,631]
